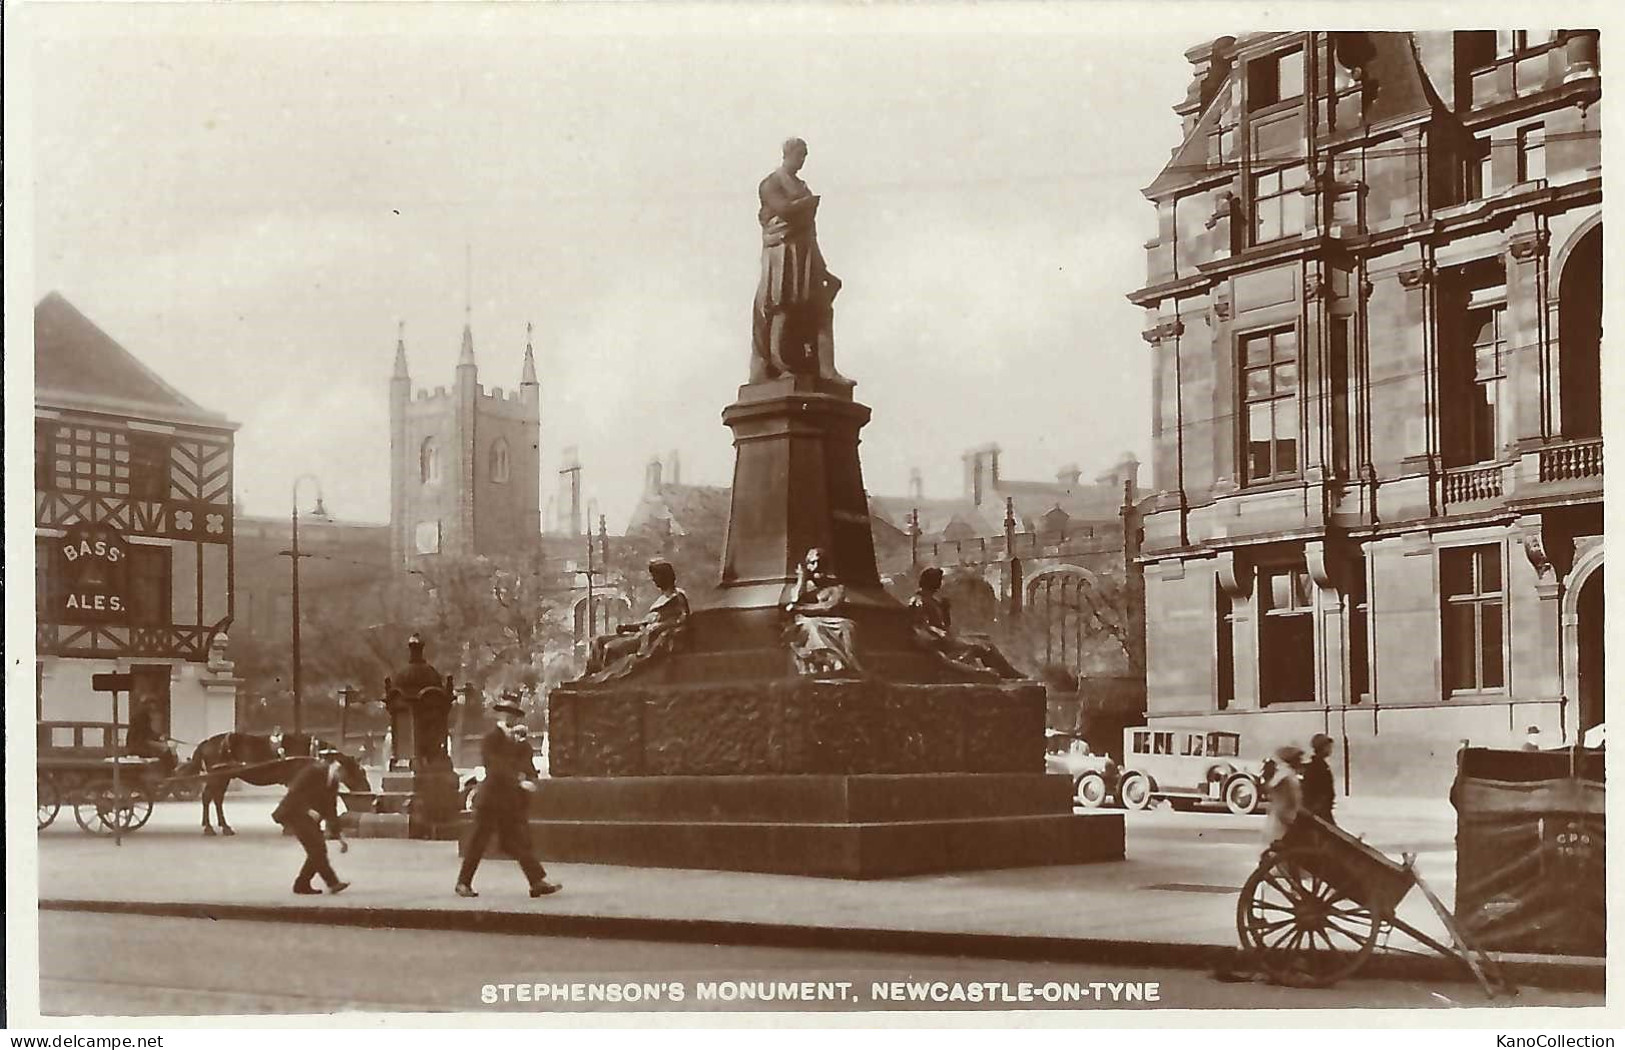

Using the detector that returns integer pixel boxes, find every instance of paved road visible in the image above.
[38,912,1586,1016]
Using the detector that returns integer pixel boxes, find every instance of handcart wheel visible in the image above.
[1237,845,1380,988]
[74,784,155,835]
[38,773,62,830]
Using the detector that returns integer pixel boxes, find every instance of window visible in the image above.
[1131,730,1150,755]
[1349,556,1370,703]
[1497,30,1559,57]
[45,424,133,496]
[419,438,440,484]
[1152,732,1174,755]
[126,545,172,626]
[1329,318,1350,479]
[1442,260,1508,467]
[1259,564,1315,705]
[1241,328,1300,484]
[489,440,511,484]
[1208,733,1241,758]
[1465,303,1507,463]
[127,433,170,500]
[1252,165,1307,243]
[1461,137,1493,201]
[1248,47,1304,111]
[1516,124,1546,183]
[1182,734,1206,757]
[1442,545,1505,694]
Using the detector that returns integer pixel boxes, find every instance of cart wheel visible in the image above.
[1117,772,1153,810]
[74,784,154,835]
[1237,846,1380,988]
[38,774,61,830]
[1075,772,1108,809]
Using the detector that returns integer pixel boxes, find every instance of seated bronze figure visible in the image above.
[783,547,863,676]
[909,567,1024,680]
[582,560,690,683]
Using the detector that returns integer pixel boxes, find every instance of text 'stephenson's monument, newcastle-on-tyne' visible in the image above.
[532,139,1124,877]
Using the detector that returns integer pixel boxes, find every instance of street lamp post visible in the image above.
[278,474,325,736]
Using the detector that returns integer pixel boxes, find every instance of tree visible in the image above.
[400,551,577,703]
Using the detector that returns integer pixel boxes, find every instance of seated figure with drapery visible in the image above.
[782,547,863,676]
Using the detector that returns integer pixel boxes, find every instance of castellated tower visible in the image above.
[390,319,541,568]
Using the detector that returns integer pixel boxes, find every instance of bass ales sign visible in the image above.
[57,525,132,622]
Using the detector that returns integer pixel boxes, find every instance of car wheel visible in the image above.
[1075,772,1108,809]
[1118,772,1153,810]
[1224,775,1261,816]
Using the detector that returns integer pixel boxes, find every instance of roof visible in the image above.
[34,292,233,428]
[625,483,732,536]
[1144,32,1437,201]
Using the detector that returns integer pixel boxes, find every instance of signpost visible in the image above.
[91,672,134,847]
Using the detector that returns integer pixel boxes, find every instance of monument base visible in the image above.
[459,773,1122,878]
[341,768,462,840]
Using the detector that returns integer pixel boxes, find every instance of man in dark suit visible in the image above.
[272,745,350,895]
[455,695,562,898]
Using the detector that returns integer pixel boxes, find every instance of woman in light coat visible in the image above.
[1261,744,1305,852]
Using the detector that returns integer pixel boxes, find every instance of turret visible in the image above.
[520,321,540,412]
[389,322,411,569]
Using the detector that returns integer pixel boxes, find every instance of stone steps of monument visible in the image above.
[531,773,1075,823]
[506,811,1123,878]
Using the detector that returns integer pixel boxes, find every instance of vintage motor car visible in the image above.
[1115,726,1263,815]
[1044,729,1119,808]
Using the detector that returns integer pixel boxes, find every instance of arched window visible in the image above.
[1558,223,1601,438]
[419,438,440,484]
[489,439,511,484]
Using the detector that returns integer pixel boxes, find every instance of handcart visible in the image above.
[1236,812,1514,996]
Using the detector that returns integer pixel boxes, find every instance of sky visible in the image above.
[25,4,1204,529]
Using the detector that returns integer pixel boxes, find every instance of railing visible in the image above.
[1538,439,1603,483]
[1441,464,1503,504]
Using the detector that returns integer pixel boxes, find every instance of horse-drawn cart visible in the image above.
[1236,812,1513,996]
[38,722,168,835]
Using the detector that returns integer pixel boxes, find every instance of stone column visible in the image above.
[1562,30,1601,83]
[1216,551,1258,710]
[1305,540,1348,707]
[1507,226,1552,455]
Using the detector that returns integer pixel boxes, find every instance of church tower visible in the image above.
[390,319,541,569]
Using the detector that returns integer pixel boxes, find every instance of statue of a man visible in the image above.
[581,560,691,682]
[909,567,1024,680]
[752,138,852,386]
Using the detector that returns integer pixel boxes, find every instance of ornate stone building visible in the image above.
[390,319,541,567]
[1129,32,1603,796]
[34,292,242,746]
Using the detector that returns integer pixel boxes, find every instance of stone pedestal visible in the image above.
[527,376,1122,877]
[343,768,462,841]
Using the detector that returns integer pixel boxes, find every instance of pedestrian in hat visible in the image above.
[455,693,561,899]
[1301,734,1337,824]
[272,745,350,895]
[1261,745,1305,853]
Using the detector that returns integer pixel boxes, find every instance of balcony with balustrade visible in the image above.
[1492,436,1605,512]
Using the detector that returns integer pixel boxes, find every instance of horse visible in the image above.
[175,732,371,836]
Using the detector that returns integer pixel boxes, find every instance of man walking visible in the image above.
[455,694,562,899]
[272,745,349,895]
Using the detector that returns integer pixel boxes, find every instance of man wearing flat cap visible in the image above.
[455,692,561,898]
